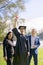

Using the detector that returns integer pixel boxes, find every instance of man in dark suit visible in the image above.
[27,29,40,65]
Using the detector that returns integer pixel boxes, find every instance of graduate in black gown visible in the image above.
[12,19,30,65]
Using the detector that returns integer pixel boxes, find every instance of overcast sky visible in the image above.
[19,0,43,30]
[20,0,43,19]
[0,0,43,30]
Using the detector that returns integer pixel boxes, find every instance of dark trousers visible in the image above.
[7,58,13,65]
[27,49,38,65]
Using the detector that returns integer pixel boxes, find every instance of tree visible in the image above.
[0,0,27,41]
[0,0,7,3]
[0,21,7,41]
[0,0,25,21]
[0,21,7,34]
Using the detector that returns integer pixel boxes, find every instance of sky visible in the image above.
[0,0,43,30]
[19,0,43,30]
[20,0,43,19]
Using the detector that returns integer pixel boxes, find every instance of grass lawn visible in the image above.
[0,45,43,65]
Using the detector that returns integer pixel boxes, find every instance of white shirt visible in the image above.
[31,35,36,49]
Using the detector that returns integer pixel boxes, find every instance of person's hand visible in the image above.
[34,45,37,48]
[13,16,18,28]
[27,52,30,57]
[28,52,30,56]
[4,56,7,61]
[33,45,37,48]
[31,45,37,49]
[15,16,18,21]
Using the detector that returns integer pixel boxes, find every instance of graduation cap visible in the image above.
[18,26,26,29]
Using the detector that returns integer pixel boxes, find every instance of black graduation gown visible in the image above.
[12,28,30,65]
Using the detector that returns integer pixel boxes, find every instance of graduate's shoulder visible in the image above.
[26,34,31,38]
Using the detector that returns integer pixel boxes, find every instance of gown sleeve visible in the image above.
[26,39,30,52]
[12,28,20,38]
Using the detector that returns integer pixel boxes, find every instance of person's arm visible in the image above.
[12,18,20,38]
[3,40,7,61]
[6,39,13,46]
[12,28,20,38]
[35,38,40,48]
[26,39,30,52]
[25,35,30,52]
[26,39,30,56]
[37,38,40,47]
[3,40,7,57]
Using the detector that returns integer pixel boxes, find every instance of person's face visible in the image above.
[8,32,13,40]
[31,29,37,36]
[20,27,25,34]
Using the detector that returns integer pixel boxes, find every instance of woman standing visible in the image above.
[3,32,14,65]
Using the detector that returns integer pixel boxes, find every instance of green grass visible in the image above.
[0,46,43,65]
[30,47,43,65]
[0,46,6,65]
